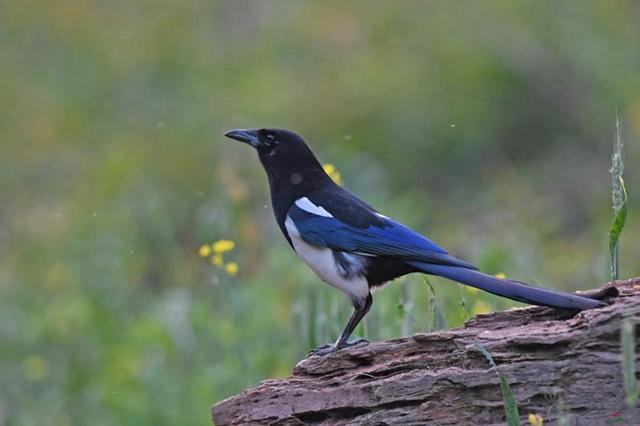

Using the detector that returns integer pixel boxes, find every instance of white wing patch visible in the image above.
[294,197,333,218]
[354,251,377,257]
[285,215,369,305]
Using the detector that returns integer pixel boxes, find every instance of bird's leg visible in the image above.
[309,293,372,357]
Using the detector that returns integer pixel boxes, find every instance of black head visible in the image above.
[224,128,329,193]
[224,128,315,163]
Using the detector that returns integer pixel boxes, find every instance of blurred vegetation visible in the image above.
[1,1,640,425]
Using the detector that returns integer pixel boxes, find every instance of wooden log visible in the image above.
[212,280,638,425]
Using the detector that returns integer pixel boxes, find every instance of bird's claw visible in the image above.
[344,337,369,347]
[308,338,369,357]
[308,344,334,357]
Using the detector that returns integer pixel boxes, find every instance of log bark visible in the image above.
[212,280,639,425]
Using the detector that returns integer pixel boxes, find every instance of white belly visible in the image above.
[285,217,370,305]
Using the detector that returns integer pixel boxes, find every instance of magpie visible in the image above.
[224,128,604,356]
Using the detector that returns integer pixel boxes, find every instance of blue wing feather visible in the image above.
[288,204,477,269]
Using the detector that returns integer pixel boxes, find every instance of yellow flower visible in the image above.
[472,300,492,315]
[22,355,47,381]
[225,262,239,276]
[323,163,342,185]
[323,163,336,174]
[211,254,224,267]
[212,239,235,254]
[198,244,212,257]
[528,413,544,426]
[495,272,507,279]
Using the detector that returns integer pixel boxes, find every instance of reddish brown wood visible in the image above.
[212,280,638,425]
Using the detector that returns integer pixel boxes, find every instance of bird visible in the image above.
[224,128,604,356]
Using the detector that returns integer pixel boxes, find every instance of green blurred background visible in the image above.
[1,1,640,424]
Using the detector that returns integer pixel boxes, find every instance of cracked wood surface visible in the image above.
[212,280,639,425]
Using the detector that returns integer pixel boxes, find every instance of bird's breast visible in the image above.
[284,216,370,306]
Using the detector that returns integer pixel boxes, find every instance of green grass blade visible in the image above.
[458,283,471,321]
[609,177,627,281]
[609,114,626,281]
[475,342,520,426]
[307,288,317,349]
[608,177,627,281]
[500,377,520,426]
[621,318,638,408]
[424,277,447,332]
[557,414,572,426]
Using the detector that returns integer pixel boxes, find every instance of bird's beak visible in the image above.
[224,129,260,148]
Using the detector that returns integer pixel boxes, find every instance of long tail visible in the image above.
[409,262,604,310]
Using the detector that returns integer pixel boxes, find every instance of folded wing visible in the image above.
[287,203,477,269]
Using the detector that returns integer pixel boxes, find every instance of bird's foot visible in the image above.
[308,338,369,357]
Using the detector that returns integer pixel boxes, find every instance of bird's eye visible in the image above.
[266,134,276,142]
